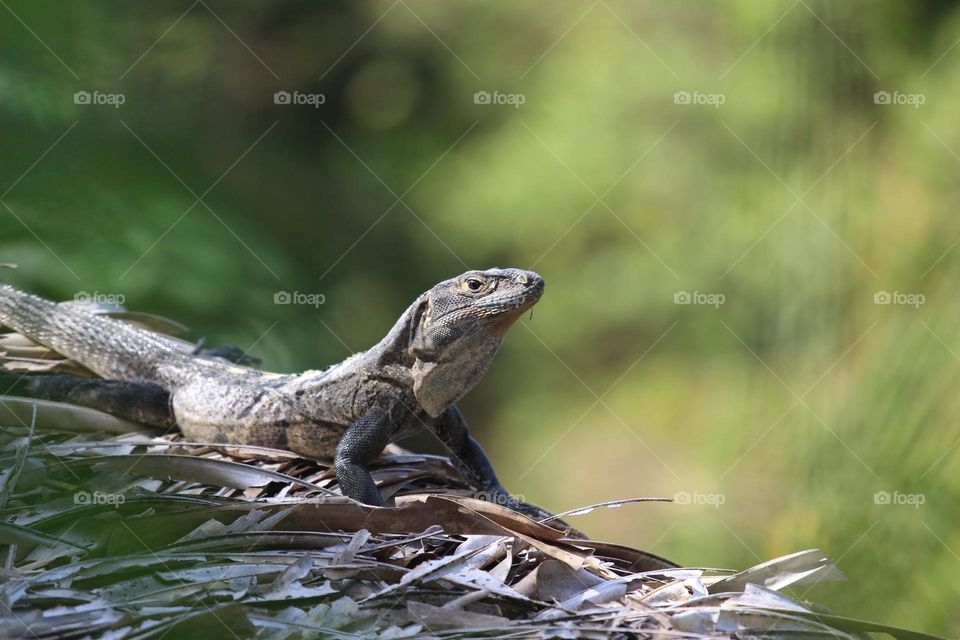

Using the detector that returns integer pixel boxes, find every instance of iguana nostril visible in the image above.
[524,274,544,290]
[515,274,529,285]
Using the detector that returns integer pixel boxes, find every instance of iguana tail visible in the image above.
[0,282,191,385]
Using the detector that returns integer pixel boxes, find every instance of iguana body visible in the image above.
[0,268,545,511]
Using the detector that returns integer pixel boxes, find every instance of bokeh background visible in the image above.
[2,0,959,633]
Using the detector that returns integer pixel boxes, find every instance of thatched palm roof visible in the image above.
[0,316,942,640]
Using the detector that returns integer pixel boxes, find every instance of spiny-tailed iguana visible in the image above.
[0,268,545,514]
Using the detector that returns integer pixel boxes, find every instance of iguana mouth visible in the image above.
[481,276,544,335]
[487,307,529,336]
[476,275,544,314]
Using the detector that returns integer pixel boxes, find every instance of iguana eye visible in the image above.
[463,277,485,292]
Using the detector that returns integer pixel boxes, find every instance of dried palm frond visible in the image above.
[0,418,942,640]
[0,320,944,639]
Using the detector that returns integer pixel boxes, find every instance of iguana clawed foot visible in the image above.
[191,337,262,367]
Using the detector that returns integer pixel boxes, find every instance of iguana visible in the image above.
[0,268,546,515]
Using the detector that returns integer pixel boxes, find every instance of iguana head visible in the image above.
[405,268,544,417]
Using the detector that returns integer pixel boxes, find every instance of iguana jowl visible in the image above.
[0,268,544,511]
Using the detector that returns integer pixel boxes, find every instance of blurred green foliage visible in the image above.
[2,0,960,633]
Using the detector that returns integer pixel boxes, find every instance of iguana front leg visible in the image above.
[334,403,394,506]
[430,405,506,497]
[431,405,553,519]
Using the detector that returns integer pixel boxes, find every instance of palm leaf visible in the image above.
[0,419,943,640]
[0,326,943,639]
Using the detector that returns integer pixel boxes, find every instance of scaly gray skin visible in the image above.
[0,268,545,513]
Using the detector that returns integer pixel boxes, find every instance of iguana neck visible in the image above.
[291,296,423,392]
[364,294,425,370]
[363,292,506,417]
